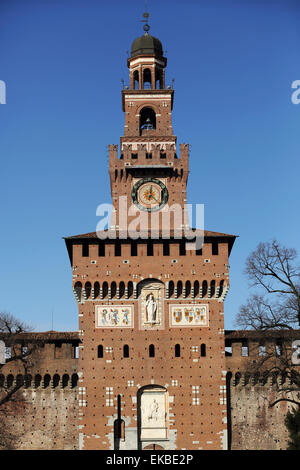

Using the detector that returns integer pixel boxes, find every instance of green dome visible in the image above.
[131,33,163,58]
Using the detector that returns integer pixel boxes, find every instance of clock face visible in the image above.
[131,178,168,212]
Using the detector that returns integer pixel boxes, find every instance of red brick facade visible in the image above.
[64,28,236,450]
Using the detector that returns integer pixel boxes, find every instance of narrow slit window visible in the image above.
[123,345,129,358]
[98,345,103,358]
[149,344,155,358]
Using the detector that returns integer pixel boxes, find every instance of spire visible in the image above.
[141,2,150,35]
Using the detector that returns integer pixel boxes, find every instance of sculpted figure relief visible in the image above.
[146,293,157,323]
[147,399,159,422]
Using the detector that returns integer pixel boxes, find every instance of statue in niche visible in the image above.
[146,293,157,323]
[147,399,159,422]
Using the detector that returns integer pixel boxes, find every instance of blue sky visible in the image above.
[0,0,299,331]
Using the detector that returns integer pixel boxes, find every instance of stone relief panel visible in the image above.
[169,304,209,327]
[95,305,134,328]
[140,388,168,440]
[138,280,164,330]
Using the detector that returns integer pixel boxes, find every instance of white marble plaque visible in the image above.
[140,388,168,440]
[95,305,134,328]
[169,304,209,327]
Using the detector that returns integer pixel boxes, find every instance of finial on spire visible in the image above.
[141,1,150,34]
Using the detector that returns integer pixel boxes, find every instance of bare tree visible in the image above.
[237,240,300,330]
[235,240,300,408]
[0,312,35,449]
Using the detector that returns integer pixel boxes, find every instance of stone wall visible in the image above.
[228,374,293,450]
[1,330,299,450]
[3,386,78,450]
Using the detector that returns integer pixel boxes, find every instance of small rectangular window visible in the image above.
[179,241,186,256]
[82,243,89,257]
[72,343,79,359]
[196,248,202,256]
[259,345,266,356]
[160,152,166,159]
[5,347,11,359]
[98,243,105,257]
[275,342,282,356]
[54,341,62,359]
[163,242,170,256]
[212,242,218,255]
[146,153,152,159]
[131,153,138,159]
[115,242,121,256]
[131,241,137,256]
[147,242,154,256]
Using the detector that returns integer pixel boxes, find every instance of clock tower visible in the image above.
[109,26,189,235]
[65,16,236,451]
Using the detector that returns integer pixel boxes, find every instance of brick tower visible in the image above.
[65,17,236,451]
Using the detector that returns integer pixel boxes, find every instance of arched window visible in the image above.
[194,280,199,297]
[155,70,163,89]
[219,280,224,297]
[94,282,100,299]
[133,70,139,90]
[43,374,51,388]
[7,374,14,388]
[200,343,206,357]
[24,374,32,388]
[71,374,78,388]
[202,281,208,297]
[185,281,191,298]
[98,345,103,358]
[111,281,117,298]
[234,372,241,386]
[85,282,92,299]
[34,374,41,388]
[119,281,125,298]
[16,374,24,388]
[53,374,60,388]
[140,107,156,132]
[123,345,129,358]
[62,374,69,388]
[149,344,155,358]
[74,281,82,301]
[102,282,108,298]
[128,281,133,298]
[143,68,152,89]
[175,344,181,357]
[168,281,174,298]
[177,281,183,298]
